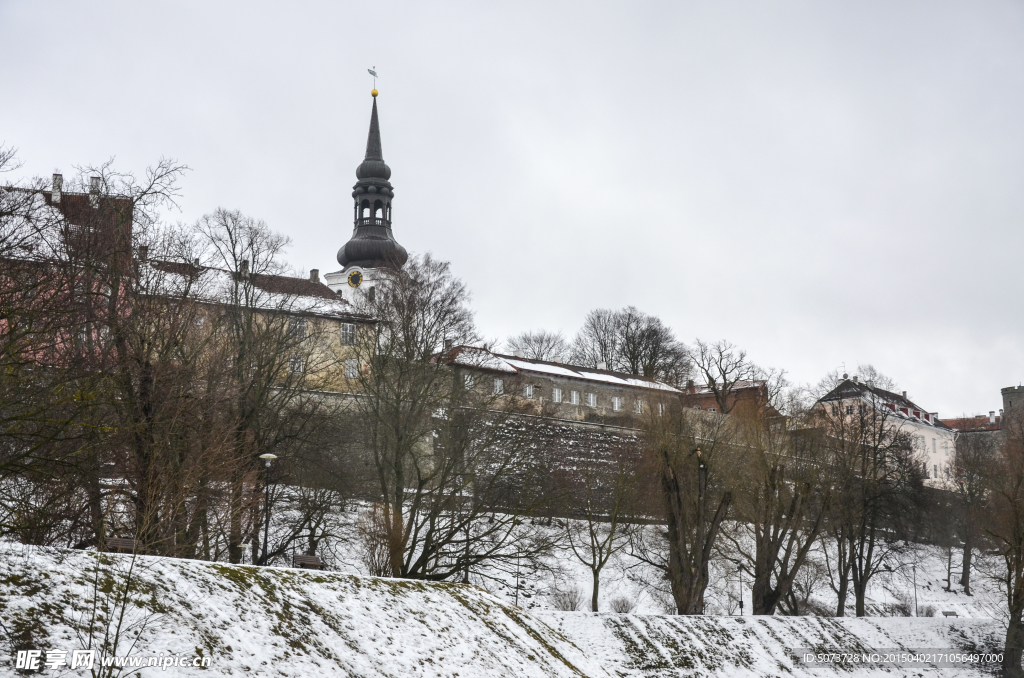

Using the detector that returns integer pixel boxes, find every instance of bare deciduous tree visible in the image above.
[632,405,734,614]
[558,442,640,611]
[947,426,997,595]
[571,307,689,384]
[505,330,569,361]
[815,375,923,617]
[725,403,832,615]
[983,407,1024,677]
[349,254,555,580]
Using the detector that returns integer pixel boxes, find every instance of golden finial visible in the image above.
[368,67,378,97]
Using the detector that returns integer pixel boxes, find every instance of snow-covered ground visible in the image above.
[0,543,1007,677]
[297,502,1005,620]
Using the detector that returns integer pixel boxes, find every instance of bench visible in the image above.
[292,554,324,570]
[105,538,137,553]
[942,611,958,618]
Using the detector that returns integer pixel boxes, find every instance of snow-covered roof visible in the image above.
[818,379,951,430]
[145,260,362,320]
[445,347,681,392]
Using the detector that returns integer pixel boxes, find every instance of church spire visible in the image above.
[336,90,407,271]
[355,93,391,181]
[365,96,383,160]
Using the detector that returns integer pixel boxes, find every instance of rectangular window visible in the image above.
[944,441,949,456]
[658,402,664,415]
[932,439,936,455]
[289,317,307,340]
[934,464,938,477]
[570,390,579,405]
[344,359,358,378]
[845,405,853,415]
[289,354,303,373]
[612,396,622,411]
[552,388,562,403]
[586,393,597,407]
[524,384,534,398]
[858,404,866,414]
[493,379,503,395]
[635,400,644,414]
[464,374,474,389]
[340,323,357,345]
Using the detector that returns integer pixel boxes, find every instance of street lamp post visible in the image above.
[258,453,278,566]
[738,567,744,616]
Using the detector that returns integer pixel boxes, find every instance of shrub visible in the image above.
[551,585,585,611]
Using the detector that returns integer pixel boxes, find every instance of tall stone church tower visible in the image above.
[324,90,408,300]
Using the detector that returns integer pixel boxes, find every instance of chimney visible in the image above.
[853,376,859,384]
[552,354,562,364]
[89,176,100,208]
[309,269,319,283]
[901,391,907,399]
[444,339,454,351]
[597,361,608,371]
[513,349,524,358]
[52,173,63,205]
[686,379,695,392]
[990,411,996,424]
[137,245,149,262]
[239,260,249,278]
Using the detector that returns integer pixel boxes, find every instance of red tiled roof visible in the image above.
[939,415,1001,432]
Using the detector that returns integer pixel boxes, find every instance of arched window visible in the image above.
[373,200,383,219]
[360,200,370,219]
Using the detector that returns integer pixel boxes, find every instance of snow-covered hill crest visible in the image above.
[0,543,1007,677]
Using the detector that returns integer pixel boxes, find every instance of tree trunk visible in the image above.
[752,573,773,615]
[854,580,867,617]
[1005,610,1024,678]
[87,464,106,553]
[228,473,244,564]
[835,570,849,617]
[945,546,953,592]
[960,533,973,595]
[591,569,600,612]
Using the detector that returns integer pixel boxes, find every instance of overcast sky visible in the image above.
[2,1,1022,416]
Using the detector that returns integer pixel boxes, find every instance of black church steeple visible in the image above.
[337,90,408,270]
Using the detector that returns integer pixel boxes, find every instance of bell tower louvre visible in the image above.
[324,89,408,300]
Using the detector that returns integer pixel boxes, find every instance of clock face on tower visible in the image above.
[347,270,363,288]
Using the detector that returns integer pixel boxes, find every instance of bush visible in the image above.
[880,592,914,617]
[609,596,636,613]
[551,585,585,611]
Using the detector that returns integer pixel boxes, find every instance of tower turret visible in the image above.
[325,90,408,299]
[337,91,408,270]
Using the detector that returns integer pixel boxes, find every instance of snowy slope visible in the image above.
[541,612,1004,677]
[0,543,605,677]
[0,543,1006,677]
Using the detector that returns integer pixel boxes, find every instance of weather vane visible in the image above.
[368,66,378,93]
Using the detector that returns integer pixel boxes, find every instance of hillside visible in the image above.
[0,543,1007,677]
